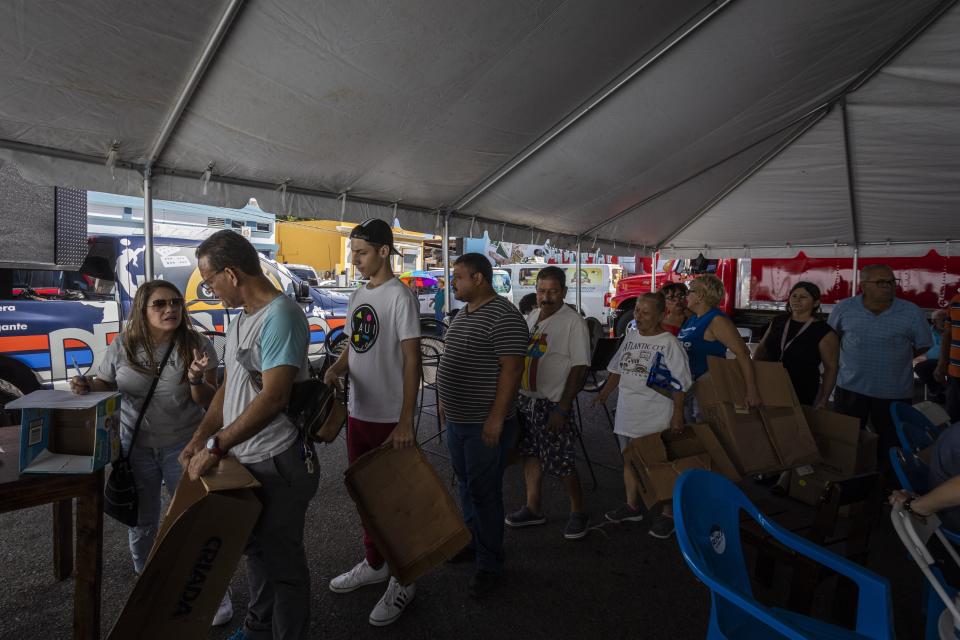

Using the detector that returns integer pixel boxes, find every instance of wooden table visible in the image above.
[0,426,103,640]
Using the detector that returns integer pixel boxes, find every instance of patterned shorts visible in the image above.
[518,396,577,478]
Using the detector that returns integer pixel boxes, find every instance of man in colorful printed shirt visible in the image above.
[505,266,591,540]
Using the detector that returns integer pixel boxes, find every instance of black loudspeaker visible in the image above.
[0,163,87,270]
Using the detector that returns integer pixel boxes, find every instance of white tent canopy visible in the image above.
[0,0,957,258]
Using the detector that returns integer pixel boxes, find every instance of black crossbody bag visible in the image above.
[104,342,175,527]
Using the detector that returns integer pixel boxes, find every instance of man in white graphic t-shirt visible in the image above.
[504,266,591,540]
[595,292,691,539]
[323,218,422,627]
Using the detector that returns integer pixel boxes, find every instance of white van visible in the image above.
[505,263,623,324]
[283,263,320,286]
[415,268,513,316]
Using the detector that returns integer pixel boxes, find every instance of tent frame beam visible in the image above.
[449,0,733,212]
[580,0,958,251]
[840,98,860,248]
[143,0,245,279]
[578,106,829,244]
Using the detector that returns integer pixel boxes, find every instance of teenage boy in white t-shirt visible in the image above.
[323,218,422,627]
[594,292,691,539]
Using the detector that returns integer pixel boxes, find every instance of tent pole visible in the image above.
[852,248,860,296]
[442,213,451,316]
[650,249,658,292]
[576,238,583,313]
[143,168,155,280]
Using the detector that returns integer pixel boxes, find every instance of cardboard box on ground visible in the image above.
[623,423,740,510]
[7,390,121,474]
[345,444,470,585]
[787,406,879,507]
[110,458,261,639]
[695,357,819,475]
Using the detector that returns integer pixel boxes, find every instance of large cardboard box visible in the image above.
[109,458,262,639]
[802,406,877,476]
[345,445,470,585]
[695,357,819,475]
[624,424,741,509]
[7,390,120,474]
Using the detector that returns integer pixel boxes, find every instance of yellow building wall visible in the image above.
[277,219,439,278]
[275,220,346,274]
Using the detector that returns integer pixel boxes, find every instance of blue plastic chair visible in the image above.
[674,469,894,639]
[890,401,942,455]
[889,446,931,495]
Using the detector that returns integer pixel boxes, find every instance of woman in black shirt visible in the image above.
[753,281,840,408]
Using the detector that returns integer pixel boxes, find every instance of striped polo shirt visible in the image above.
[437,296,529,423]
[947,294,960,378]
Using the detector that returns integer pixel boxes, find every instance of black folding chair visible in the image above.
[201,330,227,386]
[417,336,445,445]
[573,336,624,478]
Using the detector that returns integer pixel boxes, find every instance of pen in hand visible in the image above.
[71,356,88,394]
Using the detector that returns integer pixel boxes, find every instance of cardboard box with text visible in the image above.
[109,458,261,639]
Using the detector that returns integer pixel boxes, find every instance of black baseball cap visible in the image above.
[349,218,400,255]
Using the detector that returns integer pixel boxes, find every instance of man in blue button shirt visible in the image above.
[828,264,932,469]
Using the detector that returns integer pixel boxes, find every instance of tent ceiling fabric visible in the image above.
[0,0,956,257]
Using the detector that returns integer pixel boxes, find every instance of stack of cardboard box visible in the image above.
[695,357,820,475]
[624,356,880,510]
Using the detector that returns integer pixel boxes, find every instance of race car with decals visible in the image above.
[0,235,348,424]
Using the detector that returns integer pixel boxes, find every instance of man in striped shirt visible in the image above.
[935,293,960,423]
[437,253,529,598]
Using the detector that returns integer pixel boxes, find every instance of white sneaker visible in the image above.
[211,590,233,626]
[368,577,416,627]
[329,559,389,593]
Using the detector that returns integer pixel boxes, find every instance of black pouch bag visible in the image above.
[104,342,175,527]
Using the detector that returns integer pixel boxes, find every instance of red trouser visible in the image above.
[346,416,396,568]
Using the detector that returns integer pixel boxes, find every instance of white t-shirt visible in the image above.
[520,306,591,403]
[608,328,692,438]
[97,335,217,449]
[223,294,310,464]
[347,278,421,422]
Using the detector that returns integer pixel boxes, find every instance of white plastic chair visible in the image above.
[915,401,953,429]
[891,504,960,639]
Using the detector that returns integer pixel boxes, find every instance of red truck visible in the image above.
[607,250,960,337]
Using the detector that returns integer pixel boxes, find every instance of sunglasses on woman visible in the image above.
[148,297,184,310]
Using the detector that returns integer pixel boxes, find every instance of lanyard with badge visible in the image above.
[779,318,813,360]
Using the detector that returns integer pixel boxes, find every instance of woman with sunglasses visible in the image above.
[660,282,691,336]
[69,281,231,623]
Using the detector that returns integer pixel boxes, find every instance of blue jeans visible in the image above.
[445,417,518,574]
[125,438,188,574]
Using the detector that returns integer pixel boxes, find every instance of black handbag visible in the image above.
[103,341,175,527]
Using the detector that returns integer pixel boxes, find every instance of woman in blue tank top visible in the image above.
[677,275,761,408]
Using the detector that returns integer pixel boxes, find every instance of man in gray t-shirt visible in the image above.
[180,230,317,640]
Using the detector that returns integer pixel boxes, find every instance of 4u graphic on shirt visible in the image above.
[351,304,379,353]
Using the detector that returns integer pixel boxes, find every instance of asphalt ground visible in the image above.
[0,390,926,639]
